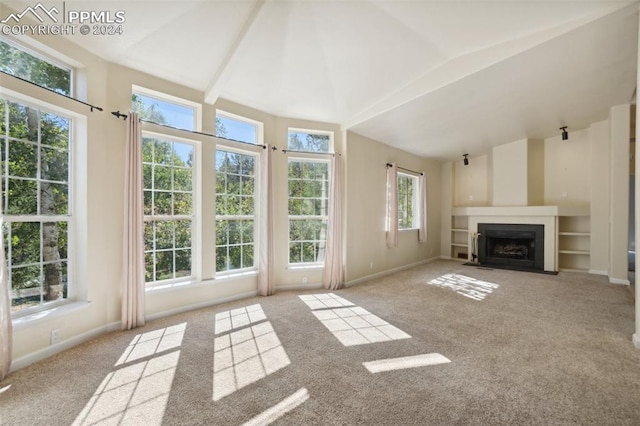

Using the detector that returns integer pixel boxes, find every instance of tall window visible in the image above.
[131,88,199,131]
[398,173,418,230]
[215,149,256,273]
[143,137,194,284]
[0,39,71,95]
[288,159,329,264]
[1,98,71,312]
[215,110,262,145]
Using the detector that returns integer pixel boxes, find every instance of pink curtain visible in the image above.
[258,145,275,296]
[386,163,398,248]
[121,112,145,330]
[418,173,428,243]
[322,155,343,290]
[0,165,12,381]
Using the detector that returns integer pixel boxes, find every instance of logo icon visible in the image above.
[1,2,59,24]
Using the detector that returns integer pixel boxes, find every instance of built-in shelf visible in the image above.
[450,216,469,260]
[559,250,590,255]
[558,215,590,272]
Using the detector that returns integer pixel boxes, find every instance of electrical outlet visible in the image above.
[302,277,307,284]
[51,329,60,345]
[562,192,568,198]
[469,195,474,201]
[369,261,373,270]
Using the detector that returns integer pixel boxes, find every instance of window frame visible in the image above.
[142,131,197,287]
[0,36,74,96]
[0,93,77,317]
[287,128,333,153]
[132,85,202,132]
[397,172,419,231]
[215,109,264,145]
[287,155,330,267]
[214,145,259,276]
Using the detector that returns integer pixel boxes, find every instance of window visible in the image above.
[215,149,256,273]
[287,129,331,153]
[1,98,71,312]
[215,110,262,145]
[397,173,418,230]
[143,136,194,284]
[131,87,199,131]
[0,39,71,96]
[288,159,329,264]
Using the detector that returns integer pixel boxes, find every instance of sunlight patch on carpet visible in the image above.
[213,320,291,401]
[115,323,186,366]
[73,351,180,426]
[427,273,499,301]
[298,293,354,310]
[214,304,267,335]
[311,307,410,346]
[241,388,309,426]
[363,353,451,373]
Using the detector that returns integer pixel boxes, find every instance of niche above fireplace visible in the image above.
[478,223,545,272]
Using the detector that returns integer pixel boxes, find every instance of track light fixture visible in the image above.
[560,126,568,141]
[463,153,469,166]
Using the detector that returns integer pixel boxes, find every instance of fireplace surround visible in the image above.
[478,223,544,272]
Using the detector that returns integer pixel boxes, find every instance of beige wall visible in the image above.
[544,129,591,207]
[453,154,488,206]
[492,139,528,206]
[589,120,611,274]
[345,132,441,283]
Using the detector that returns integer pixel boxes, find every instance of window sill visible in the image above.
[12,300,92,331]
[399,228,419,232]
[287,264,324,270]
[146,272,259,293]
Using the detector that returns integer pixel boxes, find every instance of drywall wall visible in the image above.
[453,154,488,206]
[492,139,528,206]
[609,104,630,284]
[544,129,591,207]
[345,131,441,283]
[589,120,611,274]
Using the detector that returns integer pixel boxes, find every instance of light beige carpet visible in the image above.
[2,259,640,425]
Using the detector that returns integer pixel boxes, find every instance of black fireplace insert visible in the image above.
[477,223,544,272]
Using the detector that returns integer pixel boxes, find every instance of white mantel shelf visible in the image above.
[452,205,589,217]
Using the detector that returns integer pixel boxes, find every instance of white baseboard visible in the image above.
[633,333,640,349]
[609,277,630,286]
[276,283,323,292]
[145,290,259,322]
[589,269,608,276]
[10,320,121,373]
[345,256,440,288]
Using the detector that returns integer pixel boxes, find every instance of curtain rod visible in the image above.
[1,70,103,112]
[282,149,339,157]
[111,110,273,150]
[386,163,423,176]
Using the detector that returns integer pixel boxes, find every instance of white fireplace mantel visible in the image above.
[451,205,589,272]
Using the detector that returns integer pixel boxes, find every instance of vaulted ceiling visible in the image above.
[4,0,639,160]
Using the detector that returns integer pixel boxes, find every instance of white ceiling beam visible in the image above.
[204,0,266,105]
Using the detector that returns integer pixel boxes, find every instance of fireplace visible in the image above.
[478,223,544,272]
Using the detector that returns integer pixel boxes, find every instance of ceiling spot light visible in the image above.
[463,154,469,166]
[560,126,568,140]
